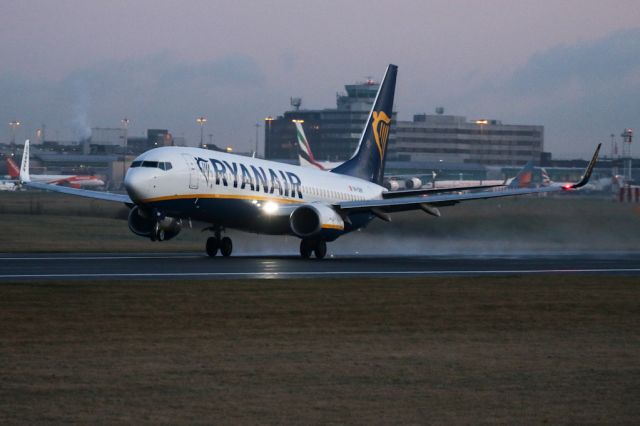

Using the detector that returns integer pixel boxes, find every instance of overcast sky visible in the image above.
[2,0,639,158]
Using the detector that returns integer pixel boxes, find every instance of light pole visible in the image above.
[196,116,207,148]
[9,120,20,145]
[264,116,273,159]
[254,122,261,157]
[121,117,130,187]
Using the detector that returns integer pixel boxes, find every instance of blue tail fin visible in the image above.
[331,64,397,185]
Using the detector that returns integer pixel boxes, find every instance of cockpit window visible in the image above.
[132,160,172,170]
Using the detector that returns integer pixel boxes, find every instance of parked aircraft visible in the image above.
[6,155,104,188]
[0,180,17,191]
[20,64,600,258]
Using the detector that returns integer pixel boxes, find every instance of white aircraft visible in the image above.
[20,64,601,258]
[0,180,17,191]
[6,154,104,189]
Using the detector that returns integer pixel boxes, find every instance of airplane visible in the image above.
[6,155,104,189]
[20,64,601,258]
[0,180,17,191]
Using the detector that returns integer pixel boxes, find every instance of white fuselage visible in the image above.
[25,174,105,188]
[125,147,384,234]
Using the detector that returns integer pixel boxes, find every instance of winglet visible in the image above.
[19,139,30,183]
[568,143,601,189]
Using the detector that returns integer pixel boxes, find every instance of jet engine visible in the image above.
[127,205,181,241]
[289,204,344,239]
[405,177,422,189]
[383,178,400,191]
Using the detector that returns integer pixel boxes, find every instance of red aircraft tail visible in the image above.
[5,156,20,178]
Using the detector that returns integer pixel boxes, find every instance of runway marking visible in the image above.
[0,255,201,261]
[1,268,639,279]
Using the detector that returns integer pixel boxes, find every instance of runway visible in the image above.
[1,252,639,280]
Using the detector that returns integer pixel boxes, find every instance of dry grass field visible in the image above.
[0,276,639,424]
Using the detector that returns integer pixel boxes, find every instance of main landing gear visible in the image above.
[300,239,327,259]
[206,228,233,257]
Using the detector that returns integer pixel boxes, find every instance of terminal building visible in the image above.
[264,80,543,168]
[390,111,544,166]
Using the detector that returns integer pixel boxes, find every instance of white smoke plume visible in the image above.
[71,80,92,141]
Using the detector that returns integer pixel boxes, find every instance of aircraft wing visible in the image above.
[337,144,600,216]
[24,181,132,204]
[336,185,560,214]
[19,138,132,204]
[381,182,506,199]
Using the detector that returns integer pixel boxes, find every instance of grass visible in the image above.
[0,275,638,423]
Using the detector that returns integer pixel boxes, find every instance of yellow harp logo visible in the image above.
[372,111,391,160]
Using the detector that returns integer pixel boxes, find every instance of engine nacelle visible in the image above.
[383,178,400,191]
[405,177,422,189]
[127,206,181,241]
[289,204,344,239]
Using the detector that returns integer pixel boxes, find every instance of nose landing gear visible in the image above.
[206,227,233,257]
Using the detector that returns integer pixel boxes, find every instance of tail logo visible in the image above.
[372,111,391,160]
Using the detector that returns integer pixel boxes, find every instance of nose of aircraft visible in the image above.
[125,168,153,203]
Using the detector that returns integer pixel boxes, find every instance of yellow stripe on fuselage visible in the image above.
[140,193,303,204]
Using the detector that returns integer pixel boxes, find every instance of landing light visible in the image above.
[263,201,279,214]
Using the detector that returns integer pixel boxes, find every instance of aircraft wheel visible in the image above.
[314,240,327,259]
[206,237,219,257]
[220,237,233,257]
[157,229,165,242]
[150,222,159,241]
[300,239,312,259]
